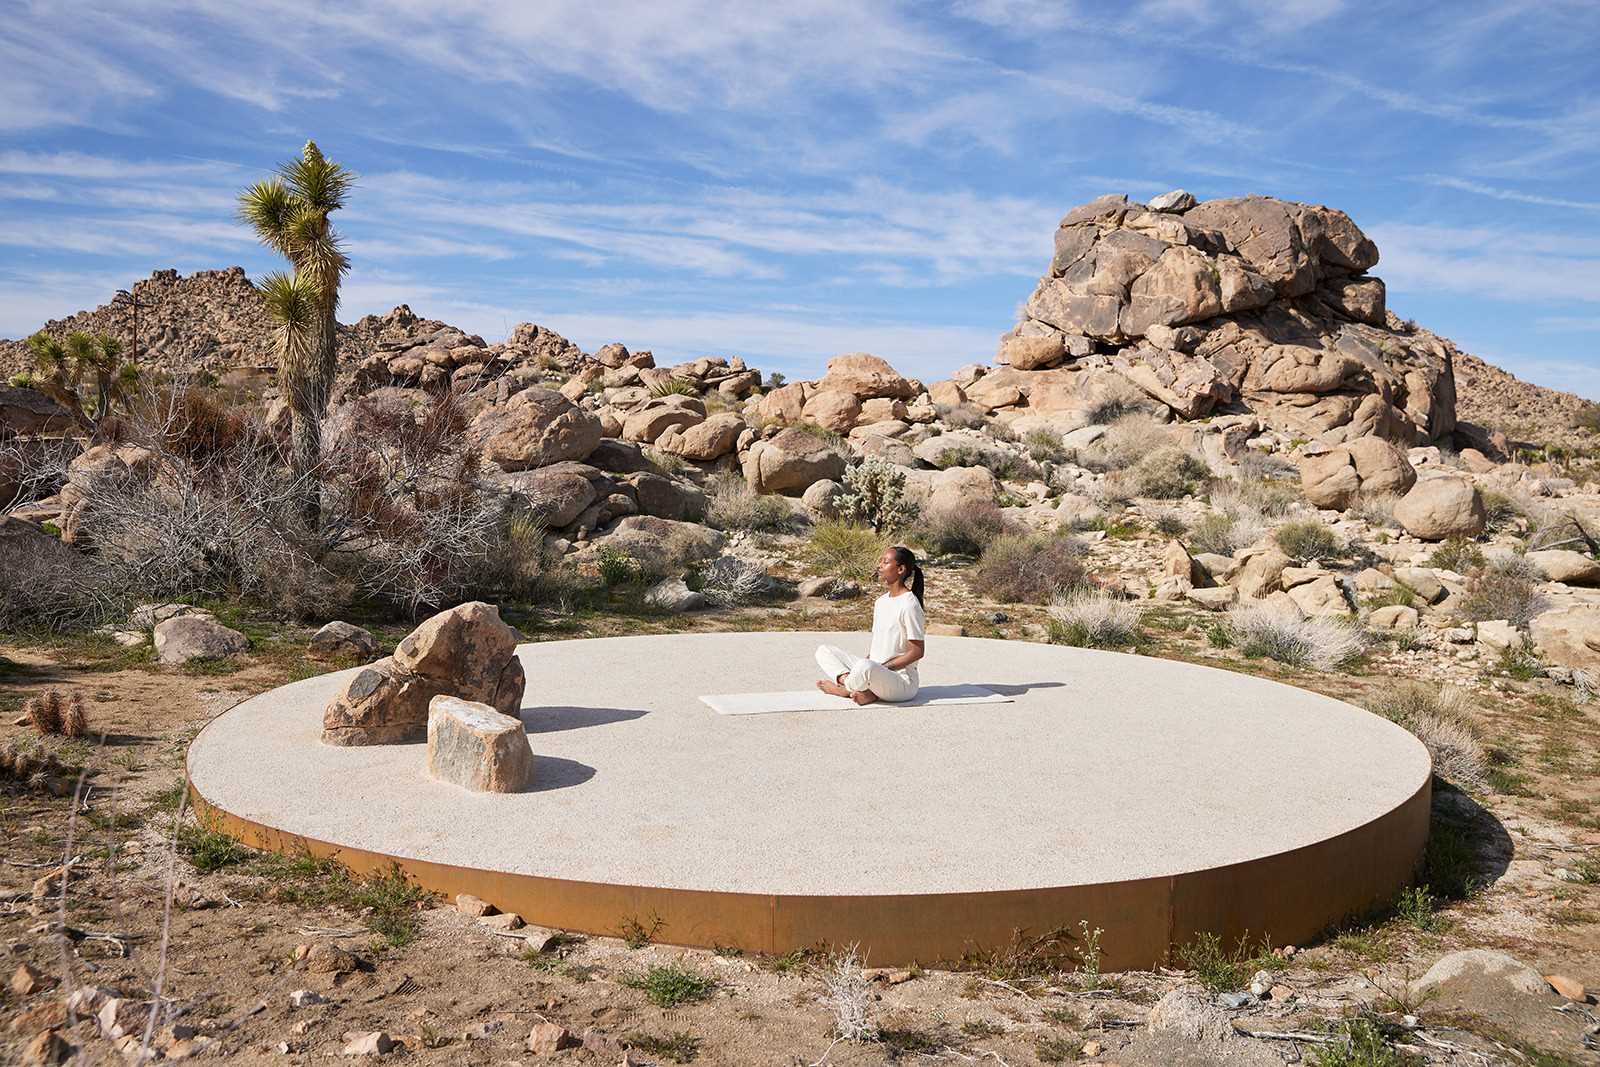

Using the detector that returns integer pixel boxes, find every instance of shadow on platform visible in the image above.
[524,755,597,792]
[519,705,647,733]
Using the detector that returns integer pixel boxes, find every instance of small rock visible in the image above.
[1545,974,1587,1001]
[152,615,249,666]
[479,912,525,932]
[1216,991,1252,1009]
[1247,968,1272,998]
[581,1027,629,1058]
[305,941,358,975]
[643,578,706,613]
[11,961,51,996]
[926,622,965,636]
[885,969,914,985]
[308,621,379,662]
[991,611,1009,623]
[1268,984,1294,1001]
[456,893,495,917]
[342,1031,398,1056]
[19,1030,72,1066]
[1081,1039,1104,1056]
[8,1000,67,1034]
[428,695,534,794]
[797,576,837,598]
[288,989,327,1009]
[463,1020,504,1041]
[527,1022,580,1053]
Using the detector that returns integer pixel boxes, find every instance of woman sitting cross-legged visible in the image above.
[815,545,927,705]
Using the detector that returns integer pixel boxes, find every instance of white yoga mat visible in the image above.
[701,684,1014,716]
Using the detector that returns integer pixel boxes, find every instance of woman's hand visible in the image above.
[882,640,925,671]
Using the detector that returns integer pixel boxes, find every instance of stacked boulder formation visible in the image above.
[987,192,1455,445]
[322,601,524,746]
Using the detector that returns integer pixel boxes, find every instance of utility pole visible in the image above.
[111,288,155,367]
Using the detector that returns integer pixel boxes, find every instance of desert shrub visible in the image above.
[1310,1019,1410,1067]
[0,435,77,512]
[1365,685,1488,792]
[805,522,880,583]
[934,443,986,469]
[704,472,791,532]
[1188,512,1245,556]
[695,556,768,607]
[1427,537,1484,574]
[836,456,919,533]
[1024,428,1067,464]
[912,501,1011,557]
[1047,589,1140,648]
[817,944,878,1041]
[1275,519,1342,562]
[1079,414,1170,472]
[1147,507,1188,537]
[936,402,986,430]
[648,376,698,398]
[1129,446,1209,499]
[1225,605,1366,671]
[970,532,1088,604]
[621,963,716,1008]
[1458,561,1544,628]
[596,546,643,588]
[0,529,114,633]
[1353,491,1401,529]
[1571,403,1600,434]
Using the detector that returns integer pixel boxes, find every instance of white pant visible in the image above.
[815,644,918,702]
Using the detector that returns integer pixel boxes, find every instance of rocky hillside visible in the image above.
[2,192,1591,448]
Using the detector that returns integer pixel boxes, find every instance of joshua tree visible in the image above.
[238,140,354,527]
[24,330,139,431]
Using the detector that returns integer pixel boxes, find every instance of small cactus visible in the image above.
[28,690,64,736]
[63,693,89,739]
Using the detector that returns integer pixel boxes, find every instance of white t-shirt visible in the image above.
[869,590,927,684]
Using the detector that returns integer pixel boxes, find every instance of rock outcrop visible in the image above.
[988,193,1457,447]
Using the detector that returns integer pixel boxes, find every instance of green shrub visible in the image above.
[1428,537,1485,574]
[1024,429,1067,464]
[648,376,698,398]
[970,533,1088,604]
[621,964,716,1008]
[913,501,1012,557]
[1129,446,1209,499]
[1188,512,1244,555]
[805,522,881,583]
[596,546,643,588]
[1310,1019,1412,1067]
[1175,932,1282,993]
[836,456,919,533]
[1149,509,1188,537]
[1275,519,1342,562]
[704,472,791,532]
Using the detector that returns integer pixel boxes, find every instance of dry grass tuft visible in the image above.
[1365,684,1488,792]
[1225,605,1366,671]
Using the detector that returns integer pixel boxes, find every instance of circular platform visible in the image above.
[187,632,1431,968]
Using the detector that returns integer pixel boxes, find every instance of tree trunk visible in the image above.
[288,305,339,531]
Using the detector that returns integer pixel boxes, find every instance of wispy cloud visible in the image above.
[1418,175,1600,213]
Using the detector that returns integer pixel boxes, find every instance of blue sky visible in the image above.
[1,1,1597,397]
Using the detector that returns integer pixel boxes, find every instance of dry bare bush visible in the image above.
[912,500,1013,556]
[1365,684,1488,792]
[704,471,791,532]
[1225,604,1367,671]
[817,943,878,1041]
[0,434,77,514]
[697,556,768,607]
[1459,558,1545,628]
[1079,414,1172,472]
[1047,589,1141,648]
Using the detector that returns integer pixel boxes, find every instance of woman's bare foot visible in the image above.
[816,679,852,698]
[850,690,879,706]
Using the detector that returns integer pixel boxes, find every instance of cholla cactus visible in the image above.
[836,456,919,534]
[63,693,89,739]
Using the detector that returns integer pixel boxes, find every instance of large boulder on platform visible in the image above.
[323,602,525,745]
[153,616,248,666]
[427,696,533,793]
[743,428,847,495]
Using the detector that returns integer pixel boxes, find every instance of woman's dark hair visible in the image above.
[891,545,925,606]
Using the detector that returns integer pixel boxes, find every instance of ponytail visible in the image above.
[891,545,925,606]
